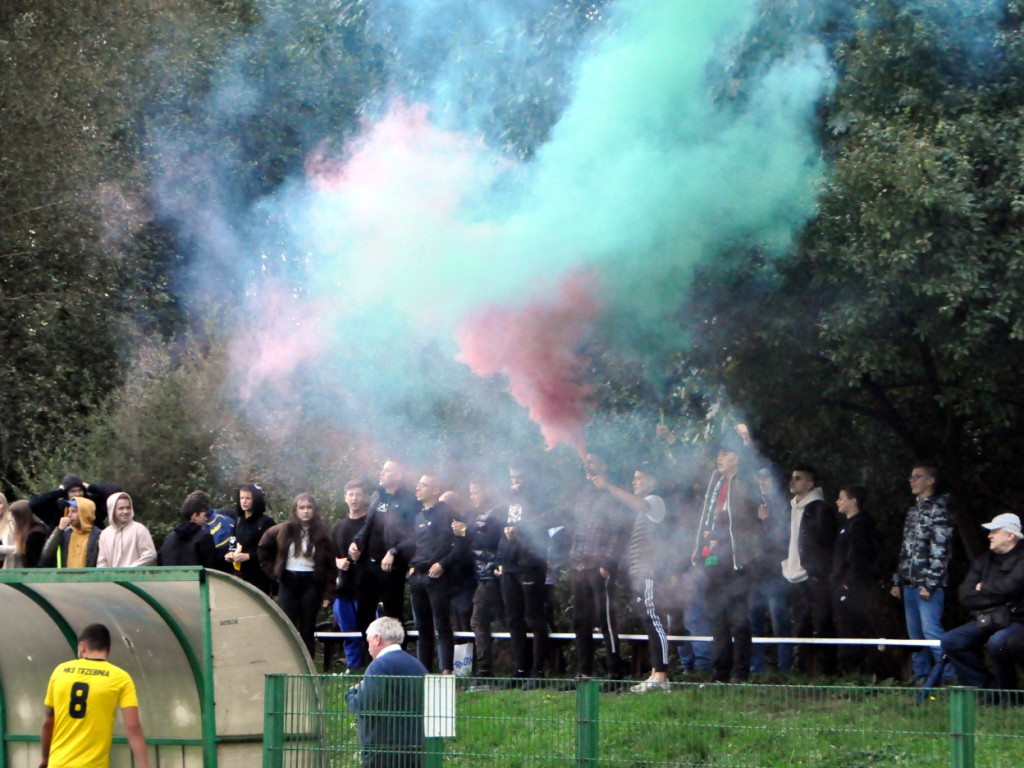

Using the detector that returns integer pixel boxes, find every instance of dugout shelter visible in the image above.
[0,567,315,768]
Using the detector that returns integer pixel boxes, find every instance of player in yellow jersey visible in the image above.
[39,623,150,768]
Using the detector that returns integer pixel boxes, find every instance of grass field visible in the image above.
[276,676,1024,767]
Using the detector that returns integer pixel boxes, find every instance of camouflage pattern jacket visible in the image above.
[891,494,954,591]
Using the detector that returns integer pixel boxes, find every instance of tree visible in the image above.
[686,0,1024,558]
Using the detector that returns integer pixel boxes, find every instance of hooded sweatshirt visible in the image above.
[782,487,837,583]
[66,497,96,567]
[97,493,157,567]
[41,498,101,568]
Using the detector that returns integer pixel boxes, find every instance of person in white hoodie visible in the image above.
[97,493,157,567]
[782,464,838,675]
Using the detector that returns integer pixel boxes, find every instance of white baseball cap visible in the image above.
[982,513,1023,538]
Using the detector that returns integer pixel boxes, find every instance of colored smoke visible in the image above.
[456,271,602,457]
[151,0,835,463]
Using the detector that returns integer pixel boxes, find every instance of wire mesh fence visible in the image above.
[263,674,1024,768]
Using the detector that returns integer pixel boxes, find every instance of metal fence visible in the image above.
[263,675,1023,768]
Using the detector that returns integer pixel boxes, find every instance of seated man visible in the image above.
[940,513,1024,695]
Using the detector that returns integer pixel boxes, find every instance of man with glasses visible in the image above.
[889,462,955,682]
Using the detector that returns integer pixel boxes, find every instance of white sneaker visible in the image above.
[629,679,671,693]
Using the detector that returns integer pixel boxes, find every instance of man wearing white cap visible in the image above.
[940,513,1024,695]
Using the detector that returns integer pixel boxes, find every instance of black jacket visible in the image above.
[498,489,548,575]
[797,498,839,580]
[29,482,121,528]
[831,512,881,594]
[234,511,276,594]
[469,505,504,582]
[352,486,419,564]
[409,501,466,575]
[159,522,221,569]
[958,542,1024,621]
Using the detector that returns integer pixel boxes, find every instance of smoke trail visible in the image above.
[456,270,602,457]
[151,0,833,462]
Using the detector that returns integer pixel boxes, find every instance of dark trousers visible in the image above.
[451,581,476,633]
[572,566,622,678]
[355,560,407,632]
[833,584,872,673]
[942,620,1024,689]
[634,578,670,673]
[409,572,454,672]
[502,570,548,675]
[278,570,321,658]
[706,568,752,682]
[791,576,836,675]
[471,579,502,676]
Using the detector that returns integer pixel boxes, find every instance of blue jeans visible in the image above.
[903,587,948,679]
[333,597,364,670]
[749,576,793,674]
[941,620,1024,689]
[677,568,712,671]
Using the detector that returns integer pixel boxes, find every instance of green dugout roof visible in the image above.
[0,567,315,768]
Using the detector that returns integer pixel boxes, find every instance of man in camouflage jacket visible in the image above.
[889,462,955,680]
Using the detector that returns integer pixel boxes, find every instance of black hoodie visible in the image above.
[159,522,221,569]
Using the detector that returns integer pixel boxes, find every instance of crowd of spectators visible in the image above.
[3,425,1024,699]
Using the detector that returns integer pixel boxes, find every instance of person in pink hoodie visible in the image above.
[97,493,157,567]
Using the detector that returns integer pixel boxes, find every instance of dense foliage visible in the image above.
[3,0,1024,558]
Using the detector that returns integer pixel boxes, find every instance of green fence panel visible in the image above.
[265,677,1024,768]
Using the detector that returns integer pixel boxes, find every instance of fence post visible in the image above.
[576,679,599,768]
[423,737,444,768]
[950,687,975,768]
[263,675,285,768]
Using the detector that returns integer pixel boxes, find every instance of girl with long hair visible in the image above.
[259,493,336,656]
[1,499,49,568]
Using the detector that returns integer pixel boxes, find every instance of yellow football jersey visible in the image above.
[43,658,139,768]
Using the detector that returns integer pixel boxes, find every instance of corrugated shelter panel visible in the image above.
[215,741,263,768]
[28,580,203,741]
[208,572,313,736]
[153,743,204,768]
[0,567,315,768]
[0,588,74,738]
[3,743,34,768]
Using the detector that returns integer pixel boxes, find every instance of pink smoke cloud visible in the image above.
[234,281,329,399]
[455,270,603,457]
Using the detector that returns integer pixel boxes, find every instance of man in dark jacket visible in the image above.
[407,474,465,674]
[571,450,632,682]
[783,464,839,675]
[349,459,419,628]
[29,473,122,528]
[498,461,550,683]
[333,480,369,672]
[831,485,881,674]
[347,616,428,768]
[941,513,1024,695]
[158,491,222,569]
[453,477,504,681]
[691,431,762,683]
